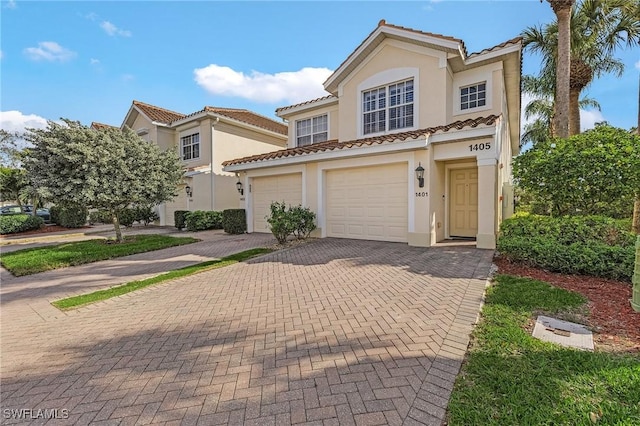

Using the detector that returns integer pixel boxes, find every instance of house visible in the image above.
[111,101,288,226]
[223,20,522,249]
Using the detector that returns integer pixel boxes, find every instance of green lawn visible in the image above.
[52,248,273,310]
[0,235,199,276]
[447,275,640,425]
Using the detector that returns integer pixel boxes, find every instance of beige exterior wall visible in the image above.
[212,122,286,211]
[449,63,504,123]
[338,40,447,141]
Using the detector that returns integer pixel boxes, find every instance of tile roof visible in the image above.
[202,107,287,135]
[467,36,522,59]
[90,122,118,130]
[223,115,499,167]
[275,95,338,114]
[133,100,186,124]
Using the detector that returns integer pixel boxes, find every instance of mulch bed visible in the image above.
[494,256,640,353]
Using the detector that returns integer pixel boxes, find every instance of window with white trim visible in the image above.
[460,82,486,110]
[180,133,200,160]
[363,79,414,135]
[296,114,328,147]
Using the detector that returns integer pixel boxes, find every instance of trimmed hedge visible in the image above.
[222,209,246,234]
[0,214,44,234]
[185,210,223,232]
[50,203,87,228]
[174,210,189,230]
[498,214,635,281]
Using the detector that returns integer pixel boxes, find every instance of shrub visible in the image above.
[50,203,87,228]
[222,209,247,235]
[266,202,317,244]
[174,210,189,230]
[498,214,636,281]
[185,210,223,232]
[133,205,159,226]
[117,208,136,227]
[289,205,317,239]
[266,201,293,244]
[88,210,112,225]
[0,214,44,234]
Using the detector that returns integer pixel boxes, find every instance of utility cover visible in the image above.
[532,315,594,351]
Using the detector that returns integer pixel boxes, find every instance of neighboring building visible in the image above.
[223,20,522,249]
[105,101,287,225]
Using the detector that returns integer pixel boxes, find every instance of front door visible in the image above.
[449,168,478,238]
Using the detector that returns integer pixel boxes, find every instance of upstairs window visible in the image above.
[181,133,200,160]
[363,79,414,135]
[296,114,328,147]
[460,82,486,110]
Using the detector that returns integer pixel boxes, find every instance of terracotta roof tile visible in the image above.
[203,107,287,135]
[90,122,118,130]
[275,95,338,114]
[467,36,522,58]
[223,115,499,167]
[133,100,186,124]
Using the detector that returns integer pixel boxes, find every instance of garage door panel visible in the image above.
[326,163,408,243]
[252,174,302,233]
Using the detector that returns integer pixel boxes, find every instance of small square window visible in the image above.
[460,82,487,111]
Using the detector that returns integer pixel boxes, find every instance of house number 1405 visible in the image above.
[469,142,491,151]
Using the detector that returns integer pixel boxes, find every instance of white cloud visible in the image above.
[5,0,17,9]
[23,42,76,62]
[100,21,132,37]
[0,50,3,60]
[635,60,640,71]
[90,58,100,65]
[1,111,48,134]
[194,65,333,104]
[580,109,605,131]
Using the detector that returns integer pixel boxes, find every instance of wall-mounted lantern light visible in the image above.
[185,185,193,198]
[236,179,244,196]
[415,163,425,188]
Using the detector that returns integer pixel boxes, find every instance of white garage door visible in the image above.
[252,174,302,233]
[326,163,408,242]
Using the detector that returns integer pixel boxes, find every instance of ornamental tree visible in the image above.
[24,120,183,242]
[513,124,640,232]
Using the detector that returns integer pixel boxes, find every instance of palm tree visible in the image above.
[547,0,574,138]
[525,0,640,136]
[521,75,599,146]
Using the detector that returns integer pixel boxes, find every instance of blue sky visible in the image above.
[1,0,639,137]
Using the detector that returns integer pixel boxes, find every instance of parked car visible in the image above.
[0,205,52,223]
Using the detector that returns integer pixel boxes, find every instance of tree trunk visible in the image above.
[569,87,581,136]
[111,210,124,243]
[550,0,573,139]
[633,195,640,235]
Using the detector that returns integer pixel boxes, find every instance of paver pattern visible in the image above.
[1,238,493,425]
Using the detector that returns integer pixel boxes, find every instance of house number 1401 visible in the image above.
[415,192,428,197]
[469,142,491,151]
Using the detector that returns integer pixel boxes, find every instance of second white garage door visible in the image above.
[252,173,302,233]
[326,163,408,242]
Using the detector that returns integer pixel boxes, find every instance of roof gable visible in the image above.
[324,20,464,95]
[132,100,186,124]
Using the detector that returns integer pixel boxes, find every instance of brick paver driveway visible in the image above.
[1,239,493,425]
